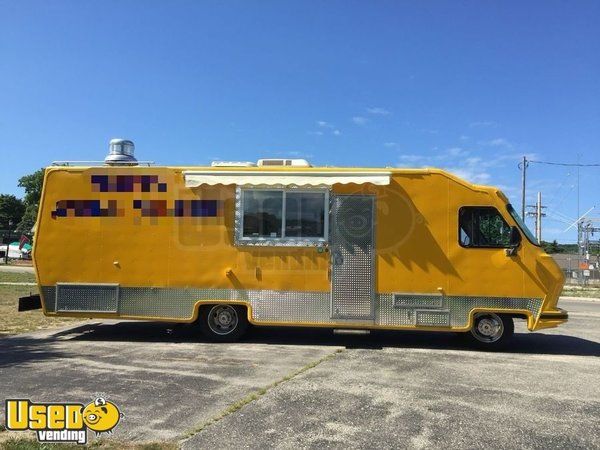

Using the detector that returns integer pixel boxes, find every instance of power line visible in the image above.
[529,160,600,167]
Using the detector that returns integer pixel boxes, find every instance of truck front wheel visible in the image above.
[198,304,249,342]
[469,312,514,349]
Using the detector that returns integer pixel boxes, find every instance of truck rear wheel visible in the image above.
[198,304,249,342]
[469,312,514,349]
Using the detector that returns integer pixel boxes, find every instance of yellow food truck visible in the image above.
[21,139,568,348]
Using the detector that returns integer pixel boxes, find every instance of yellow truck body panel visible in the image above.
[32,164,566,332]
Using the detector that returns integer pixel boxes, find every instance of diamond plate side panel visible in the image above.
[377,294,542,328]
[447,296,543,327]
[56,283,119,313]
[41,284,544,329]
[249,291,331,323]
[415,309,450,326]
[377,293,415,325]
[119,288,242,318]
[393,293,443,309]
[116,287,335,322]
[330,195,375,320]
[118,288,334,322]
[41,286,56,312]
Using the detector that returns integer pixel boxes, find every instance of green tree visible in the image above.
[16,204,38,233]
[549,240,562,253]
[18,169,44,207]
[541,239,564,254]
[0,194,25,230]
[16,169,44,233]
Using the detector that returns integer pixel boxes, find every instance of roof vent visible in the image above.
[211,161,257,167]
[257,158,311,167]
[105,138,138,165]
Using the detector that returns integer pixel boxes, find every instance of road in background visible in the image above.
[0,265,34,273]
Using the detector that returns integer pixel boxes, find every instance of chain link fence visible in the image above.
[556,254,600,286]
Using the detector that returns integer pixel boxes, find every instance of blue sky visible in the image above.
[1,1,598,243]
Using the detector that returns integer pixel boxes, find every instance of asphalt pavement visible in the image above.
[0,298,598,449]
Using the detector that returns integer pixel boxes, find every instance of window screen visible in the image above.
[242,190,283,238]
[285,192,325,238]
[459,207,511,248]
[240,189,327,241]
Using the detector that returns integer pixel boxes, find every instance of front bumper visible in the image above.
[535,308,569,330]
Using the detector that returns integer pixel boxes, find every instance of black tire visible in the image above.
[198,304,249,342]
[468,313,514,350]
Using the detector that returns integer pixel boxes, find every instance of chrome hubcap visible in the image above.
[471,313,504,343]
[208,305,238,335]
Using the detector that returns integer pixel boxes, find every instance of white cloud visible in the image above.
[496,184,518,196]
[352,116,369,126]
[384,142,398,148]
[366,107,390,115]
[311,121,341,136]
[398,154,427,164]
[394,146,515,184]
[459,135,469,141]
[285,150,314,159]
[268,150,315,160]
[446,167,491,184]
[465,157,482,165]
[469,121,498,128]
[481,138,513,148]
[446,147,468,157]
[317,121,334,128]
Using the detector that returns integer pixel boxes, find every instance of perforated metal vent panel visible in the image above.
[394,293,443,309]
[55,283,119,313]
[330,195,375,320]
[415,309,450,326]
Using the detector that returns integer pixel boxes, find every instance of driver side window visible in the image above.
[459,207,511,248]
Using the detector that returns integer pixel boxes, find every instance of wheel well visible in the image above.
[505,313,528,321]
[471,311,528,321]
[195,302,249,321]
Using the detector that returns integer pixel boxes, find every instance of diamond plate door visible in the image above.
[330,195,375,320]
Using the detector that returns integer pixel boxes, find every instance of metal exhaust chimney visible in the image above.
[105,138,138,165]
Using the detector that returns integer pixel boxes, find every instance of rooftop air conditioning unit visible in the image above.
[257,158,311,167]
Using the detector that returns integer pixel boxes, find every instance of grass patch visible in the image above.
[182,348,344,440]
[0,271,36,283]
[0,284,80,337]
[561,285,600,299]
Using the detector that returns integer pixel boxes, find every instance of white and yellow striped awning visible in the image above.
[183,170,391,187]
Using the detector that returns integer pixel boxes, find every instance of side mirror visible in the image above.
[505,226,522,256]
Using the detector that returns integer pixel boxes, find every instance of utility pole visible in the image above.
[577,153,581,255]
[536,192,545,241]
[578,221,583,257]
[577,154,580,220]
[580,219,600,262]
[520,156,528,220]
[526,191,546,242]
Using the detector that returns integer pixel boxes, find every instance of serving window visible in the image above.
[236,188,329,246]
